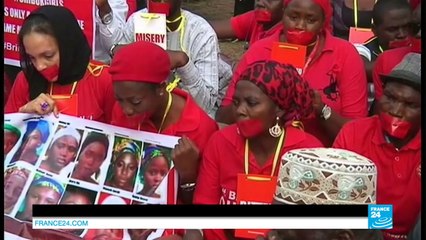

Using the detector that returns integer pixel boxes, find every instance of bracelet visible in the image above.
[180,182,196,191]
[109,43,119,58]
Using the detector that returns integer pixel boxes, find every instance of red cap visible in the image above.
[109,41,171,84]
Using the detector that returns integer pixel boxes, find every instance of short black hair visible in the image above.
[80,132,109,156]
[61,186,94,204]
[373,0,411,26]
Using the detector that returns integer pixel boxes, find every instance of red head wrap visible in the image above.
[239,60,315,125]
[109,41,171,84]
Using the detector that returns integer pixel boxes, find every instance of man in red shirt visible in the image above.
[211,0,284,48]
[371,1,421,112]
[333,53,421,240]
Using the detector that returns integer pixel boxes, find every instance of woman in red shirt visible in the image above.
[216,0,368,147]
[4,6,115,123]
[194,60,323,239]
[109,41,219,204]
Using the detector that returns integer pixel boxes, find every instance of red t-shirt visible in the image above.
[126,0,137,20]
[372,47,413,101]
[410,0,421,9]
[4,61,115,123]
[194,125,323,240]
[231,10,283,47]
[4,72,12,107]
[221,30,368,146]
[111,88,219,154]
[333,116,421,239]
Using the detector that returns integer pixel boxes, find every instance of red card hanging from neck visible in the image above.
[349,27,375,44]
[51,94,78,116]
[235,174,277,239]
[271,42,307,75]
[236,174,277,204]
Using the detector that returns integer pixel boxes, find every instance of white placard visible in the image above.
[134,13,167,50]
[4,113,179,240]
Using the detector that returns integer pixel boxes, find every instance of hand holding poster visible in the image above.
[4,113,179,240]
[4,0,95,67]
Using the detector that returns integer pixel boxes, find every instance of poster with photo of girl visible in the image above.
[97,192,131,205]
[4,121,23,161]
[9,117,55,166]
[15,173,66,222]
[38,125,84,177]
[4,113,179,239]
[104,136,143,194]
[70,131,112,187]
[4,166,31,215]
[60,184,98,205]
[135,145,173,200]
[57,184,98,238]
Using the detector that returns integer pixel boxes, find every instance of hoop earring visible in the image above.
[269,117,283,138]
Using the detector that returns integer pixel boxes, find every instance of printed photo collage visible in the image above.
[4,113,179,238]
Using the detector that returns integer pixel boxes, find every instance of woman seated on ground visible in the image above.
[194,60,323,240]
[216,0,368,147]
[109,41,219,204]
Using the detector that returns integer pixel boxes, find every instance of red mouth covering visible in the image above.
[109,41,171,84]
[283,0,333,33]
[239,60,315,125]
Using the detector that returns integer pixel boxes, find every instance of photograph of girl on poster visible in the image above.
[137,145,172,198]
[104,137,142,192]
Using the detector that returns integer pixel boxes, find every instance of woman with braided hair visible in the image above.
[104,139,141,192]
[194,60,323,240]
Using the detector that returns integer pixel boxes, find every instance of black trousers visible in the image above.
[234,0,255,16]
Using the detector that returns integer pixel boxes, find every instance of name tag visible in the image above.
[235,173,277,239]
[134,13,167,49]
[51,94,78,116]
[271,42,307,75]
[349,27,374,44]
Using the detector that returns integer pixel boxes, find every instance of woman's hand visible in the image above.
[171,136,200,184]
[19,93,59,117]
[312,90,325,117]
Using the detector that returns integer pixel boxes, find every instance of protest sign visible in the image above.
[4,0,95,67]
[134,12,167,50]
[4,113,178,240]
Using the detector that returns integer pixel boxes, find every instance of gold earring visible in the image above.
[269,117,283,138]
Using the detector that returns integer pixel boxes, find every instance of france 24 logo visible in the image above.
[368,205,393,229]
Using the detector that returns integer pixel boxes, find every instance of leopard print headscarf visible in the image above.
[239,60,315,126]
